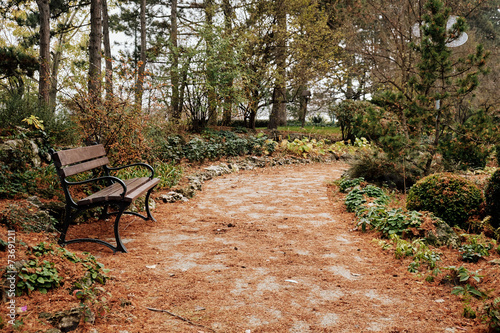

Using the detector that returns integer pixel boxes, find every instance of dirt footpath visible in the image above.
[91,162,473,333]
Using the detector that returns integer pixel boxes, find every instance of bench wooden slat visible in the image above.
[62,157,110,178]
[77,177,158,205]
[54,144,107,167]
[125,178,160,202]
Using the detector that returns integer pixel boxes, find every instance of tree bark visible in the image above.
[205,0,218,126]
[221,0,233,126]
[171,0,180,120]
[268,0,287,129]
[135,0,147,110]
[49,44,61,111]
[102,0,113,99]
[88,0,102,100]
[298,86,310,128]
[36,0,50,105]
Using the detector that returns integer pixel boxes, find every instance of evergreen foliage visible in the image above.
[485,169,500,228]
[406,173,484,228]
[365,0,491,174]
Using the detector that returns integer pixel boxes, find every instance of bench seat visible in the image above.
[78,177,160,205]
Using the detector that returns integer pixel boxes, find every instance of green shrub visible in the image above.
[440,134,490,171]
[485,169,500,229]
[347,150,420,190]
[330,100,378,143]
[496,145,500,166]
[406,173,484,228]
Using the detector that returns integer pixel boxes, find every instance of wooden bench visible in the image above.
[50,144,160,253]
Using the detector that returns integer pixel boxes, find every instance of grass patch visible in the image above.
[257,126,341,137]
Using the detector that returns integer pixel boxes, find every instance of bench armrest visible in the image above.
[106,163,155,179]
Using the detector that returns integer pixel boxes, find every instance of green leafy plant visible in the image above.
[443,266,486,299]
[452,284,487,299]
[345,188,366,212]
[463,305,477,319]
[392,235,417,259]
[345,184,389,213]
[336,177,365,193]
[356,205,422,237]
[407,173,484,228]
[31,242,55,257]
[114,161,183,189]
[392,237,441,273]
[459,235,493,263]
[482,297,500,331]
[17,259,62,295]
[281,138,325,158]
[378,209,422,237]
[356,204,387,232]
[412,248,441,271]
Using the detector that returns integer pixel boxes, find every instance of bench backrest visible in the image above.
[52,144,109,178]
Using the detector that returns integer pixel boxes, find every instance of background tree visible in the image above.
[88,0,102,100]
[36,0,50,104]
[363,0,489,173]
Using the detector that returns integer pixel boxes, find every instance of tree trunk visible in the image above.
[171,0,180,120]
[205,0,217,126]
[49,45,61,111]
[88,0,102,100]
[221,0,233,126]
[268,0,287,129]
[102,0,113,99]
[298,87,310,128]
[36,0,50,105]
[49,10,81,111]
[135,0,147,110]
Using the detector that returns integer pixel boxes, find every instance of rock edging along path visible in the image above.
[94,162,470,333]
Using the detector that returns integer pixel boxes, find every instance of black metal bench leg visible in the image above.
[58,206,74,246]
[113,204,128,253]
[58,204,129,254]
[144,188,157,222]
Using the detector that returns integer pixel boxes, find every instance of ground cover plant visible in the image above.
[334,170,500,331]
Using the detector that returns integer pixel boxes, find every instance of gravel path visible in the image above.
[97,162,468,332]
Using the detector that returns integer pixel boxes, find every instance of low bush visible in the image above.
[485,169,500,229]
[346,150,420,190]
[440,134,491,171]
[330,100,378,143]
[151,131,277,164]
[406,173,484,228]
[496,145,500,166]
